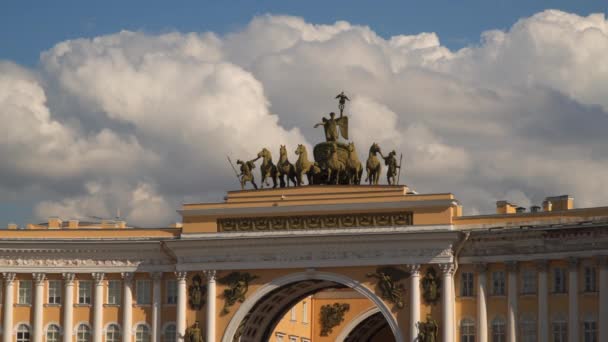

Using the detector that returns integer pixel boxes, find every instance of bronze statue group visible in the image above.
[230,92,402,190]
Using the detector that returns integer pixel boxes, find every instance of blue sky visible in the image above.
[2,1,605,66]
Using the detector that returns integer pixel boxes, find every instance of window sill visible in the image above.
[519,293,536,297]
[458,296,475,300]
[164,303,177,307]
[489,294,506,298]
[75,304,92,307]
[550,292,568,296]
[44,304,62,307]
[134,304,152,308]
[104,304,121,307]
[15,303,31,307]
[582,291,598,296]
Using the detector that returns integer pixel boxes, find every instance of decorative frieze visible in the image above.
[217,212,413,232]
[0,258,142,267]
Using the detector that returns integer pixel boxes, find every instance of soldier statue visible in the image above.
[314,112,348,142]
[381,150,400,185]
[416,314,438,342]
[236,159,258,190]
[185,321,205,342]
[335,91,350,115]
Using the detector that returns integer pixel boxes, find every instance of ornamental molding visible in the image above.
[0,258,142,267]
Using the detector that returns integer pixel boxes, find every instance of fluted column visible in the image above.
[568,257,579,342]
[476,264,488,342]
[122,272,134,342]
[3,273,16,342]
[151,272,162,342]
[33,273,46,342]
[439,263,455,342]
[506,261,518,342]
[406,264,421,342]
[204,270,217,342]
[63,273,76,342]
[599,257,608,342]
[93,273,105,342]
[537,261,548,342]
[176,272,188,340]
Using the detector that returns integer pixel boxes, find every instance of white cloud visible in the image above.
[3,10,608,225]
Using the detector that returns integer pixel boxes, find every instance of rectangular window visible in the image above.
[107,280,121,305]
[78,280,92,304]
[584,321,597,342]
[302,301,309,324]
[136,279,151,305]
[48,280,62,304]
[521,269,536,295]
[552,322,567,342]
[275,333,284,342]
[460,272,474,297]
[585,267,597,292]
[18,280,32,304]
[166,280,177,304]
[553,268,566,293]
[289,337,297,342]
[492,271,505,296]
[290,307,296,321]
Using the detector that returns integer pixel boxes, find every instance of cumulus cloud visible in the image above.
[3,9,608,225]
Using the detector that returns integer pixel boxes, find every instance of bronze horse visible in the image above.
[365,142,382,185]
[277,145,298,187]
[254,148,278,188]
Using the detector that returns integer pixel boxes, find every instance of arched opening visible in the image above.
[222,271,402,342]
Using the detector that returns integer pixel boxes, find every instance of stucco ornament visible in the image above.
[218,272,259,315]
[320,302,351,336]
[366,266,410,309]
[188,274,206,310]
[422,267,441,305]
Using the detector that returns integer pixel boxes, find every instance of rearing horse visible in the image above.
[277,145,298,187]
[254,148,278,188]
[365,142,382,185]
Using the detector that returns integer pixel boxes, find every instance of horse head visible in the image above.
[280,145,287,156]
[369,142,381,154]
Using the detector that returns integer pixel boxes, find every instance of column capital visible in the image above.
[175,271,188,282]
[536,260,549,272]
[439,263,455,276]
[62,272,76,284]
[475,263,488,273]
[505,261,518,272]
[92,272,105,285]
[33,273,46,285]
[203,270,217,282]
[121,272,134,285]
[405,264,421,276]
[3,272,16,284]
[568,257,579,270]
[151,272,163,281]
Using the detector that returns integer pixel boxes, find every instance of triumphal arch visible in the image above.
[3,93,608,342]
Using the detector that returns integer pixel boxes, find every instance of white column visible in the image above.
[92,273,105,342]
[506,261,518,342]
[476,264,488,342]
[175,272,188,340]
[568,257,579,342]
[33,273,46,342]
[537,261,549,342]
[440,263,455,342]
[599,257,608,342]
[406,264,420,342]
[151,272,162,342]
[3,273,16,342]
[204,270,217,342]
[122,272,134,342]
[63,273,76,342]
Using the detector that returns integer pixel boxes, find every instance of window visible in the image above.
[17,324,30,342]
[460,318,475,342]
[519,315,536,342]
[491,317,505,342]
[276,333,285,342]
[46,324,61,342]
[106,324,120,342]
[163,324,176,342]
[290,306,297,321]
[553,268,566,293]
[552,319,567,342]
[583,319,597,342]
[48,280,62,304]
[136,280,151,305]
[107,280,121,305]
[521,269,536,295]
[301,339,310,342]
[19,280,32,304]
[302,301,309,324]
[78,281,92,304]
[492,271,505,296]
[289,336,297,342]
[77,324,90,342]
[460,272,474,297]
[166,280,177,304]
[585,267,597,292]
[135,325,151,342]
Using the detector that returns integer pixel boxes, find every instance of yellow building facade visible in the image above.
[1,186,608,342]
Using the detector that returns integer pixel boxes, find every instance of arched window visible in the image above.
[135,324,150,342]
[46,324,61,342]
[460,318,475,342]
[163,324,176,342]
[77,324,90,342]
[519,314,536,342]
[105,324,120,342]
[552,315,567,342]
[17,324,30,342]
[491,317,505,342]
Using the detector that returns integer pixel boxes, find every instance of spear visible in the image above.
[227,156,240,181]
[397,153,403,185]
